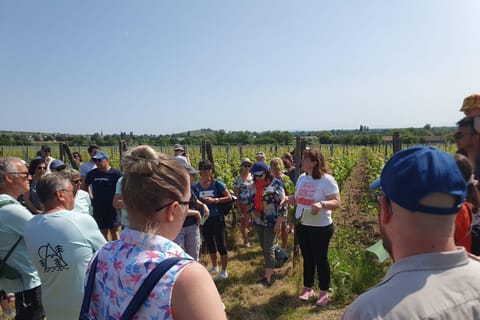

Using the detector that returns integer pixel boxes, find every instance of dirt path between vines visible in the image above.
[338,151,380,244]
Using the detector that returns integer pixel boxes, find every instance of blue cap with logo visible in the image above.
[370,146,466,215]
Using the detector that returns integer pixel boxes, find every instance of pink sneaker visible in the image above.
[298,287,315,300]
[316,291,329,306]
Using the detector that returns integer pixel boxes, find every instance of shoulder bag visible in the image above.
[79,256,184,320]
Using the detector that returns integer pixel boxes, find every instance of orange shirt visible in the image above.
[455,202,472,252]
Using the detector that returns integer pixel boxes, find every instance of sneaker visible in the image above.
[214,270,228,280]
[260,278,272,288]
[316,291,330,306]
[298,287,315,301]
[208,266,219,274]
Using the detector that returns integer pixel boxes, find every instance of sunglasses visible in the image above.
[242,164,252,168]
[93,158,105,162]
[61,189,78,197]
[374,191,384,204]
[36,166,46,171]
[42,149,51,153]
[155,200,190,212]
[9,171,30,178]
[73,179,81,184]
[254,173,265,177]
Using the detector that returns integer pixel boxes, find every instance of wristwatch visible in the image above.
[320,201,326,208]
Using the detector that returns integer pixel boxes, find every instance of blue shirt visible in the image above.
[193,180,227,217]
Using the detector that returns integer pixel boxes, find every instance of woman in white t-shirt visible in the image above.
[285,149,340,306]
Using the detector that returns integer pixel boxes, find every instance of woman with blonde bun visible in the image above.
[83,145,226,320]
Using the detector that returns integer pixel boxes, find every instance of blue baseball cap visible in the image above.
[50,159,66,171]
[92,151,109,160]
[250,162,269,176]
[370,146,466,215]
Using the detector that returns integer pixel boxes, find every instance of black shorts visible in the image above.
[15,285,45,320]
[93,204,119,229]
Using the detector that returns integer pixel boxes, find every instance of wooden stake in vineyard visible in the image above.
[59,143,78,170]
[292,136,306,263]
[119,140,128,171]
[201,140,214,170]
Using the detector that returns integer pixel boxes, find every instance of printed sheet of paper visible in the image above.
[366,240,391,263]
[300,208,318,225]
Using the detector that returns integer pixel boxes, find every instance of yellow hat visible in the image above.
[460,93,480,112]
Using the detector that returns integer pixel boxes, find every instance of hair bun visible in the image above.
[122,145,161,176]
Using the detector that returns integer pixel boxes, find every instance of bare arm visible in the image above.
[171,263,227,320]
[311,193,341,215]
[112,193,125,210]
[195,199,210,218]
[23,190,43,214]
[219,189,232,203]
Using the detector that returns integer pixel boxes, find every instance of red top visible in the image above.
[455,202,472,252]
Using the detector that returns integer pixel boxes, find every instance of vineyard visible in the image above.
[0,142,458,319]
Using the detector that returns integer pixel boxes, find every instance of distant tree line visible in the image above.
[0,124,456,147]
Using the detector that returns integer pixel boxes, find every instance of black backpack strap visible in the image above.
[214,179,220,197]
[79,254,99,320]
[1,236,22,263]
[120,257,183,320]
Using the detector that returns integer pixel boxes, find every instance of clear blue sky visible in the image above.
[1,1,479,135]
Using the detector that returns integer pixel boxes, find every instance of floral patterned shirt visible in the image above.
[234,175,254,204]
[85,228,193,320]
[251,178,287,227]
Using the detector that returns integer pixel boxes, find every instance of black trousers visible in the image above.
[297,223,334,291]
[202,215,228,255]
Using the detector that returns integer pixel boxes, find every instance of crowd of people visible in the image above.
[1,93,480,319]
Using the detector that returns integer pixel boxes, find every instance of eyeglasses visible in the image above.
[36,167,47,171]
[375,192,393,213]
[374,191,384,204]
[8,172,30,178]
[242,164,251,168]
[155,200,190,212]
[454,132,475,140]
[61,189,78,197]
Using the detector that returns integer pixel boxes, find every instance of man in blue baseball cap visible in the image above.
[343,146,480,319]
[84,151,122,241]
